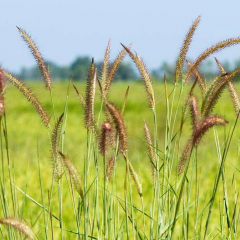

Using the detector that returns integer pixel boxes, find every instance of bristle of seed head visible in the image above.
[52,114,64,180]
[105,44,132,97]
[214,57,226,74]
[175,15,201,82]
[143,121,156,182]
[214,57,240,115]
[59,152,84,201]
[193,116,228,145]
[121,86,130,114]
[73,85,86,109]
[106,102,127,153]
[100,121,112,156]
[186,60,206,94]
[106,157,115,181]
[186,37,240,80]
[3,70,50,127]
[178,138,193,174]
[0,217,35,240]
[123,155,142,197]
[189,95,199,130]
[203,67,240,117]
[121,44,154,109]
[101,40,111,97]
[178,116,228,174]
[17,27,51,90]
[85,67,97,130]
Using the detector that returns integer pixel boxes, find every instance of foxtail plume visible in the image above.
[0,217,35,239]
[3,70,50,127]
[59,152,84,201]
[175,16,201,82]
[121,44,154,109]
[17,27,51,90]
[106,102,127,153]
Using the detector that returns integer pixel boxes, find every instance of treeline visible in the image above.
[18,56,240,81]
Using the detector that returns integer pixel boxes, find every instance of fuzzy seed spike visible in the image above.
[175,15,201,82]
[52,114,64,158]
[52,114,64,180]
[123,154,142,197]
[106,102,127,153]
[214,57,226,74]
[193,116,228,145]
[214,57,240,115]
[0,217,35,239]
[178,138,193,174]
[189,95,199,130]
[101,40,111,95]
[99,122,112,156]
[186,37,240,80]
[121,86,130,114]
[144,121,156,182]
[186,60,206,94]
[73,85,86,109]
[17,27,51,90]
[106,157,115,181]
[59,152,84,201]
[121,43,154,109]
[3,70,50,127]
[85,67,97,130]
[105,44,132,97]
[203,67,240,117]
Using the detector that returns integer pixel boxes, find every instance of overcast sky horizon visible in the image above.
[1,1,240,72]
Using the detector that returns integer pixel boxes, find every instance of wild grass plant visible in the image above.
[0,16,240,239]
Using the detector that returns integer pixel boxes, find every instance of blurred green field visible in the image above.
[2,81,240,239]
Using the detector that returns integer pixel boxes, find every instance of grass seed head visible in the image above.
[59,152,84,201]
[106,157,115,181]
[3,70,50,127]
[17,27,51,90]
[85,66,97,130]
[106,102,127,153]
[175,15,201,82]
[0,217,35,240]
[100,121,112,156]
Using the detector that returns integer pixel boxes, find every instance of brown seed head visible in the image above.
[106,102,127,153]
[100,121,112,156]
[17,27,51,90]
[0,217,35,240]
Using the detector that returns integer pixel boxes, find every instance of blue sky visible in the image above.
[1,0,240,72]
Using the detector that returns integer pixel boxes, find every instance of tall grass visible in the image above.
[1,17,240,239]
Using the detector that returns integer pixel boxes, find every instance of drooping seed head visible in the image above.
[193,116,228,145]
[186,60,206,94]
[3,70,50,127]
[121,44,154,109]
[59,152,84,201]
[143,121,156,182]
[186,37,240,80]
[73,85,86,109]
[214,57,240,115]
[17,27,51,90]
[0,217,35,240]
